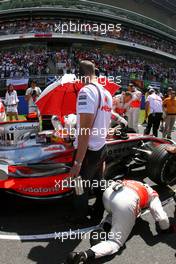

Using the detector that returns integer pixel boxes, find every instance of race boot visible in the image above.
[66,249,95,264]
[169,224,176,233]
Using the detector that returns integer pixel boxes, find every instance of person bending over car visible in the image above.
[67,180,176,264]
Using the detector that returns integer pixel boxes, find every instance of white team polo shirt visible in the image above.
[147,93,163,114]
[74,82,112,151]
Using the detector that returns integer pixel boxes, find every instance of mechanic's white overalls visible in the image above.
[91,180,170,258]
[127,90,142,132]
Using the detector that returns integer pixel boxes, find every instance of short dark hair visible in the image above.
[95,68,100,77]
[79,60,95,76]
[31,80,37,85]
[7,84,14,91]
[125,91,132,97]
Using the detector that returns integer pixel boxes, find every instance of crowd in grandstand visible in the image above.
[0,48,175,85]
[71,49,176,83]
[0,20,176,55]
[0,49,51,78]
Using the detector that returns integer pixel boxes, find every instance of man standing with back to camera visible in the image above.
[144,88,163,137]
[69,60,112,222]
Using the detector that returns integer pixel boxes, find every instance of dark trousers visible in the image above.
[144,113,163,137]
[73,145,107,218]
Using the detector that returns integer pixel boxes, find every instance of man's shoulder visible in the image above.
[163,98,169,103]
[79,84,98,97]
[147,94,152,100]
[135,89,142,94]
[114,94,121,98]
[25,87,31,93]
[36,87,41,92]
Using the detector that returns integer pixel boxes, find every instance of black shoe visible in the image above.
[66,250,95,264]
[169,224,176,233]
[66,252,87,264]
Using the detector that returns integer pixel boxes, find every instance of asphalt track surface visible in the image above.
[0,125,175,264]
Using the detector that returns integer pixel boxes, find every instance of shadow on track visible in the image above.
[28,239,82,264]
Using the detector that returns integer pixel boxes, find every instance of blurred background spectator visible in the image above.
[4,84,19,121]
[163,90,176,139]
[0,47,175,85]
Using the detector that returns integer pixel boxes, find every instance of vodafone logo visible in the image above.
[101,105,112,112]
[101,95,112,112]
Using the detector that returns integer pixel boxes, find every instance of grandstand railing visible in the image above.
[0,33,175,61]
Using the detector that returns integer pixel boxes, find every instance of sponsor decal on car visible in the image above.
[18,186,60,193]
[8,124,39,132]
[43,145,66,152]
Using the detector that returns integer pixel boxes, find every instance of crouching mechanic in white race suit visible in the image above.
[66,180,176,263]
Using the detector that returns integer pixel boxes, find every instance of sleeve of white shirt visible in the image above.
[4,92,8,105]
[77,87,98,114]
[38,87,42,95]
[135,91,142,100]
[146,95,150,103]
[25,88,31,96]
[15,91,19,103]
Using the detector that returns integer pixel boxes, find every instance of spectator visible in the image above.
[163,87,173,99]
[4,84,19,121]
[163,90,176,139]
[144,88,163,137]
[25,80,41,114]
